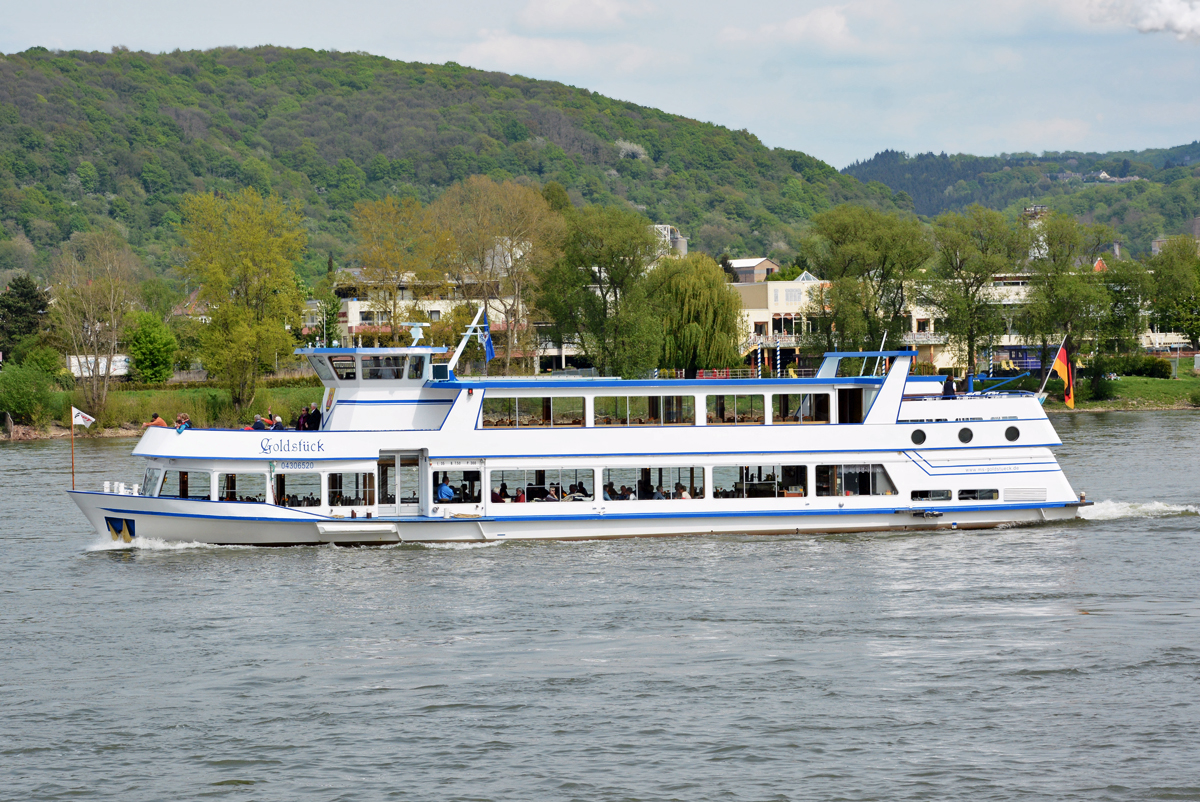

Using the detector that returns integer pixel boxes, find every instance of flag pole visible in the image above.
[70,418,75,490]
[1037,334,1069,394]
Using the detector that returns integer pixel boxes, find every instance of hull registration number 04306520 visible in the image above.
[278,461,315,470]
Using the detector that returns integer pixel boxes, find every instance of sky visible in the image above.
[3,0,1200,168]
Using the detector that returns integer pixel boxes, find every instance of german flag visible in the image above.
[1050,344,1074,408]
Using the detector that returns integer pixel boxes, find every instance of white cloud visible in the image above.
[516,0,648,33]
[459,30,677,76]
[720,5,861,51]
[1102,0,1200,39]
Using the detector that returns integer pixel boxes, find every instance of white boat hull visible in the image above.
[70,490,1083,546]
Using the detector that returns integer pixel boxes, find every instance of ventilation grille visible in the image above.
[1005,488,1047,502]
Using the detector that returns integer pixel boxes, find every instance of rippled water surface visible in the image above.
[3,412,1200,801]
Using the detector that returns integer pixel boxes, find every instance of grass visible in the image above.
[978,374,1200,410]
[51,385,325,431]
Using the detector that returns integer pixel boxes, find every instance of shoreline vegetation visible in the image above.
[5,374,1197,442]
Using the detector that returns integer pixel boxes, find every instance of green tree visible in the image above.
[125,311,178,383]
[538,205,661,377]
[180,188,306,409]
[0,274,50,358]
[1148,235,1200,347]
[0,363,55,426]
[801,205,932,351]
[1023,213,1113,372]
[920,206,1028,372]
[542,181,571,212]
[645,253,744,372]
[1099,257,1153,352]
[76,160,99,193]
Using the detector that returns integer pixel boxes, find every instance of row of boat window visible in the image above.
[480,393,833,428]
[310,355,427,382]
[147,466,1002,507]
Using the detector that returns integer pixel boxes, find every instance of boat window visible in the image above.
[408,355,426,380]
[772,393,830,424]
[958,489,999,501]
[432,469,482,504]
[309,356,335,382]
[1005,426,1020,442]
[552,397,585,427]
[141,467,162,496]
[479,397,586,428]
[362,355,404,380]
[706,395,765,425]
[328,355,356,380]
[713,465,806,498]
[481,397,516,427]
[218,473,267,503]
[159,470,212,501]
[274,472,321,507]
[815,464,898,497]
[601,466,705,500]
[911,489,951,501]
[594,396,694,427]
[489,468,594,503]
[328,472,376,506]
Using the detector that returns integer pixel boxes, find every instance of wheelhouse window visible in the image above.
[328,472,376,506]
[772,393,831,424]
[328,355,356,380]
[141,467,162,496]
[432,469,482,504]
[480,397,584,428]
[601,466,704,500]
[159,469,212,500]
[489,468,595,502]
[706,395,765,425]
[911,489,951,501]
[407,355,426,380]
[309,356,335,382]
[815,464,897,496]
[218,473,267,503]
[275,473,321,507]
[958,489,999,501]
[594,396,694,427]
[362,355,404,380]
[713,465,807,498]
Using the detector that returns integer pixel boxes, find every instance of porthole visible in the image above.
[911,429,926,445]
[1005,426,1020,442]
[958,427,973,443]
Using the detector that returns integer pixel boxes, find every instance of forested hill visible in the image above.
[0,45,904,284]
[843,145,1200,255]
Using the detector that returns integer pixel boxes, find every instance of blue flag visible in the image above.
[482,312,496,362]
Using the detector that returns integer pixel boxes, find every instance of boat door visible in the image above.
[379,453,422,516]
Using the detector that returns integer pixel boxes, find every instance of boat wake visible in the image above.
[85,537,251,552]
[1081,500,1200,521]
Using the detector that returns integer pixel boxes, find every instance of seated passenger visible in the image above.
[652,485,666,500]
[543,486,559,502]
[516,488,526,503]
[674,482,692,500]
[436,477,455,502]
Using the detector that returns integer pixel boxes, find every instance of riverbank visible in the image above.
[1037,375,1200,411]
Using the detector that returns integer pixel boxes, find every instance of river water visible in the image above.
[2,412,1198,802]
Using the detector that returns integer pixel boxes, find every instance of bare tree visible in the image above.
[432,176,563,373]
[53,230,138,417]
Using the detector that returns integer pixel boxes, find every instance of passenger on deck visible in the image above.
[307,403,322,430]
[942,374,956,398]
[175,413,191,433]
[251,414,267,430]
[272,416,286,431]
[142,413,168,428]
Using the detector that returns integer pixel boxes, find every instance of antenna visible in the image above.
[446,305,487,372]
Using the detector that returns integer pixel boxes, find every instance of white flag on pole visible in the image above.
[71,407,96,428]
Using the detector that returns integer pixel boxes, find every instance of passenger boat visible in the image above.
[69,324,1089,546]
